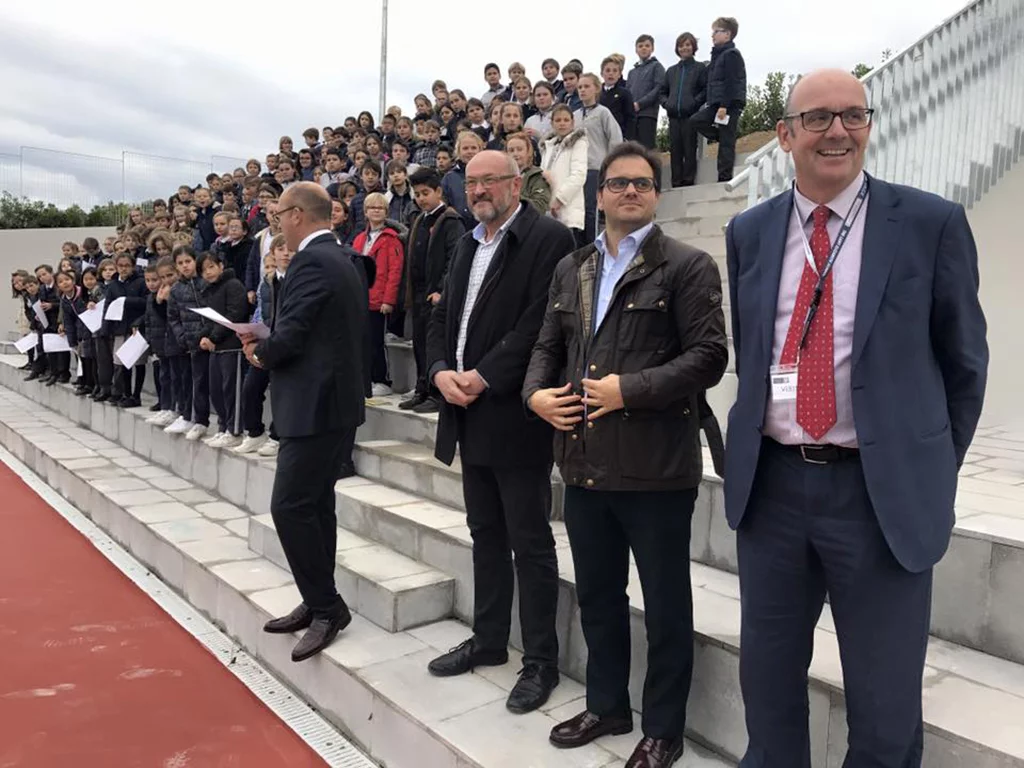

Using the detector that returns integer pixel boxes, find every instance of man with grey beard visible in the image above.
[424,150,576,716]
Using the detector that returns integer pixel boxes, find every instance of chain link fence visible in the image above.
[0,147,255,210]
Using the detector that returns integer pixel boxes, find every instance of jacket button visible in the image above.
[571,433,578,440]
[639,268,645,274]
[683,407,690,416]
[587,421,594,429]
[589,364,597,372]
[553,302,560,308]
[585,478,595,487]
[658,300,666,308]
[627,302,635,309]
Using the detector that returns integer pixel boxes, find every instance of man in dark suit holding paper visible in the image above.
[240,182,367,662]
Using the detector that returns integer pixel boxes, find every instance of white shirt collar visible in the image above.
[595,221,655,261]
[472,202,524,245]
[429,203,446,216]
[298,228,333,252]
[793,171,865,224]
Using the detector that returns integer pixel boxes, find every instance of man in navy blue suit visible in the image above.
[724,69,988,767]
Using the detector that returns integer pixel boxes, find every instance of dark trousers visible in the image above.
[563,486,697,739]
[189,350,210,426]
[368,311,391,386]
[582,169,599,245]
[669,116,699,187]
[209,351,240,434]
[635,115,658,150]
[80,357,96,389]
[462,462,559,666]
[30,335,47,373]
[691,105,741,182]
[410,295,437,398]
[737,439,931,768]
[271,427,354,616]
[95,336,113,388]
[242,364,270,437]
[132,363,146,398]
[47,351,71,378]
[159,355,187,411]
[151,358,162,404]
[164,355,190,417]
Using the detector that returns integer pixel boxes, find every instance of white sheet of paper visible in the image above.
[79,300,105,333]
[104,296,126,321]
[32,300,49,329]
[115,333,149,368]
[14,334,37,354]
[714,114,730,126]
[136,257,149,269]
[42,333,71,353]
[187,306,270,340]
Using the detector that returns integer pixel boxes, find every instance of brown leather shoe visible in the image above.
[624,736,684,768]
[549,709,633,749]
[263,603,313,634]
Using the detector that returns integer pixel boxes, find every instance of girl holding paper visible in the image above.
[56,271,90,394]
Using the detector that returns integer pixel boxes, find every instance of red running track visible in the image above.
[0,460,328,767]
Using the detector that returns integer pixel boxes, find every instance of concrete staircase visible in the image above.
[2,353,1023,768]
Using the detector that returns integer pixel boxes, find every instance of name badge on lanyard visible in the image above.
[770,176,869,402]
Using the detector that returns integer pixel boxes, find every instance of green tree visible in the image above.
[852,63,873,79]
[0,192,124,229]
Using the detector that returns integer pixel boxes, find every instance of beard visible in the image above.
[472,193,512,223]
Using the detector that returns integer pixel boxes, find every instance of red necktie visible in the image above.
[780,205,836,440]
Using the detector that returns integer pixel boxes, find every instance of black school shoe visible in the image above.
[149,402,162,412]
[43,374,58,387]
[427,638,508,677]
[122,396,141,408]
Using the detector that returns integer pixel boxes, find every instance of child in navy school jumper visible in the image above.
[197,251,248,447]
[34,263,70,385]
[22,275,48,380]
[91,259,118,401]
[130,265,164,413]
[102,253,148,408]
[73,267,102,396]
[165,245,209,441]
[148,256,188,428]
[55,270,87,391]
[190,188,218,251]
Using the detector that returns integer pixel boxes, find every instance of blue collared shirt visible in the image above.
[593,222,654,330]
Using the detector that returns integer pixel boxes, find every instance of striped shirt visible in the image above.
[456,202,524,372]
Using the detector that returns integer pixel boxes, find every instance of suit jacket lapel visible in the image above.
[852,178,902,368]
[758,190,793,366]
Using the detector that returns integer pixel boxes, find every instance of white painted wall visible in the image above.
[0,227,115,337]
[966,160,1024,426]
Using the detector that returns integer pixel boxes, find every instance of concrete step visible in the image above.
[248,512,454,633]
[4,353,1024,671]
[658,215,733,240]
[353,436,566,520]
[0,380,729,768]
[3,382,1024,767]
[656,181,747,209]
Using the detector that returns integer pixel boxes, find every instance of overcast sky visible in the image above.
[0,0,966,206]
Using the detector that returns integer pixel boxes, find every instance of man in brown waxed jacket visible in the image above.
[522,141,727,768]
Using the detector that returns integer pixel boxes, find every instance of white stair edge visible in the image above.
[248,512,454,633]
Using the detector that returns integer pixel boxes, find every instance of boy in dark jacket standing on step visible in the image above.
[398,167,465,414]
[626,34,667,150]
[198,252,248,448]
[600,56,637,141]
[690,17,747,182]
[166,245,209,440]
[660,32,707,187]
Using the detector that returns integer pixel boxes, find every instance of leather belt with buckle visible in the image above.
[796,444,860,464]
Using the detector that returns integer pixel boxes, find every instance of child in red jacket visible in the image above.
[352,191,404,396]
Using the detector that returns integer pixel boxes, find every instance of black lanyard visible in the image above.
[795,176,869,353]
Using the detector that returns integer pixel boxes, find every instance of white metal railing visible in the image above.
[727,0,1024,209]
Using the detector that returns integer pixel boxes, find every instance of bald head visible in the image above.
[281,181,332,224]
[786,69,867,116]
[467,149,520,178]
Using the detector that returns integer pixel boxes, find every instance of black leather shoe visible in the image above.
[412,396,440,414]
[550,710,633,749]
[149,402,162,412]
[427,638,508,677]
[506,663,559,714]
[123,396,141,408]
[93,390,110,403]
[291,606,352,662]
[44,375,58,387]
[398,393,426,410]
[263,603,313,634]
[624,736,684,768]
[56,373,71,383]
[337,463,356,480]
[24,370,43,381]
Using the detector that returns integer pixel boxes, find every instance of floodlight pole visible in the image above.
[378,0,389,122]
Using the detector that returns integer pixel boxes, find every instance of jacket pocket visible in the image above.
[551,291,578,339]
[618,407,695,480]
[619,289,671,350]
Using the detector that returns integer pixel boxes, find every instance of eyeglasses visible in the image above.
[272,205,302,220]
[464,174,516,192]
[784,108,874,132]
[600,177,656,194]
[364,205,387,211]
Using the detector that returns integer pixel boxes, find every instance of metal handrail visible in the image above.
[729,0,1024,209]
